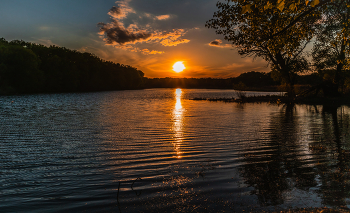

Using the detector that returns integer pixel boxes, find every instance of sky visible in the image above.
[0,0,271,78]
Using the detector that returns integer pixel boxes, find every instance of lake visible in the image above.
[1,88,350,212]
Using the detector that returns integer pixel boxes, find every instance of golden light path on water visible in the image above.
[173,89,184,158]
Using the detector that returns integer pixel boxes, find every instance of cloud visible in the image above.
[152,29,190,46]
[142,49,164,55]
[108,6,123,19]
[208,39,232,48]
[143,13,171,21]
[155,15,170,20]
[209,39,221,46]
[108,0,135,20]
[98,21,152,45]
[98,0,190,54]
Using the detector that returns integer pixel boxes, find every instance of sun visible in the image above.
[173,61,186,73]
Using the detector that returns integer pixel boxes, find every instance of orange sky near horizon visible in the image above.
[1,0,271,79]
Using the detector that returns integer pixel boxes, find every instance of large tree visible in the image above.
[312,0,350,95]
[206,0,321,97]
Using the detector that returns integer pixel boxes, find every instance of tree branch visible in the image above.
[270,0,331,39]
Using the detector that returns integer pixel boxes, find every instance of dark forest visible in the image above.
[0,39,145,95]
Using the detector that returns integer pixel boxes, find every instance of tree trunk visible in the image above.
[286,82,295,98]
[333,9,349,96]
[275,53,296,99]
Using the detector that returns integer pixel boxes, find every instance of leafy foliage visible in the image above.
[206,0,321,97]
[240,0,329,14]
[312,0,350,94]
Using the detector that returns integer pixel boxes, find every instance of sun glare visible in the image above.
[173,62,185,73]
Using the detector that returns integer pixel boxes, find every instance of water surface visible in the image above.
[1,89,350,212]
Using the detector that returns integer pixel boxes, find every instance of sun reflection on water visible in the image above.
[173,89,184,158]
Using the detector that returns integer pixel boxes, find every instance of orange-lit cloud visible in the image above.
[208,39,232,48]
[156,15,170,20]
[153,29,190,46]
[98,0,190,53]
[142,49,164,55]
[144,13,171,21]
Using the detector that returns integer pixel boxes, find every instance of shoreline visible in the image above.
[191,95,350,106]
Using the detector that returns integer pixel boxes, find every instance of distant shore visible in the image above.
[191,94,350,106]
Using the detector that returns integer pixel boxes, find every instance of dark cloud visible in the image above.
[98,2,190,52]
[99,3,150,45]
[209,40,220,46]
[98,21,151,45]
[109,6,121,17]
[209,39,232,48]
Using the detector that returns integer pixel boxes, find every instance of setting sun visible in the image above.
[172,61,186,73]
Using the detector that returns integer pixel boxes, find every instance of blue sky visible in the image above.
[0,0,270,78]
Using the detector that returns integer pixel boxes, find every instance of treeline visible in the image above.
[145,71,322,91]
[0,38,325,95]
[145,77,233,89]
[0,38,145,95]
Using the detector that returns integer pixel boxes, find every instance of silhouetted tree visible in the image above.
[312,0,350,96]
[206,0,320,97]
